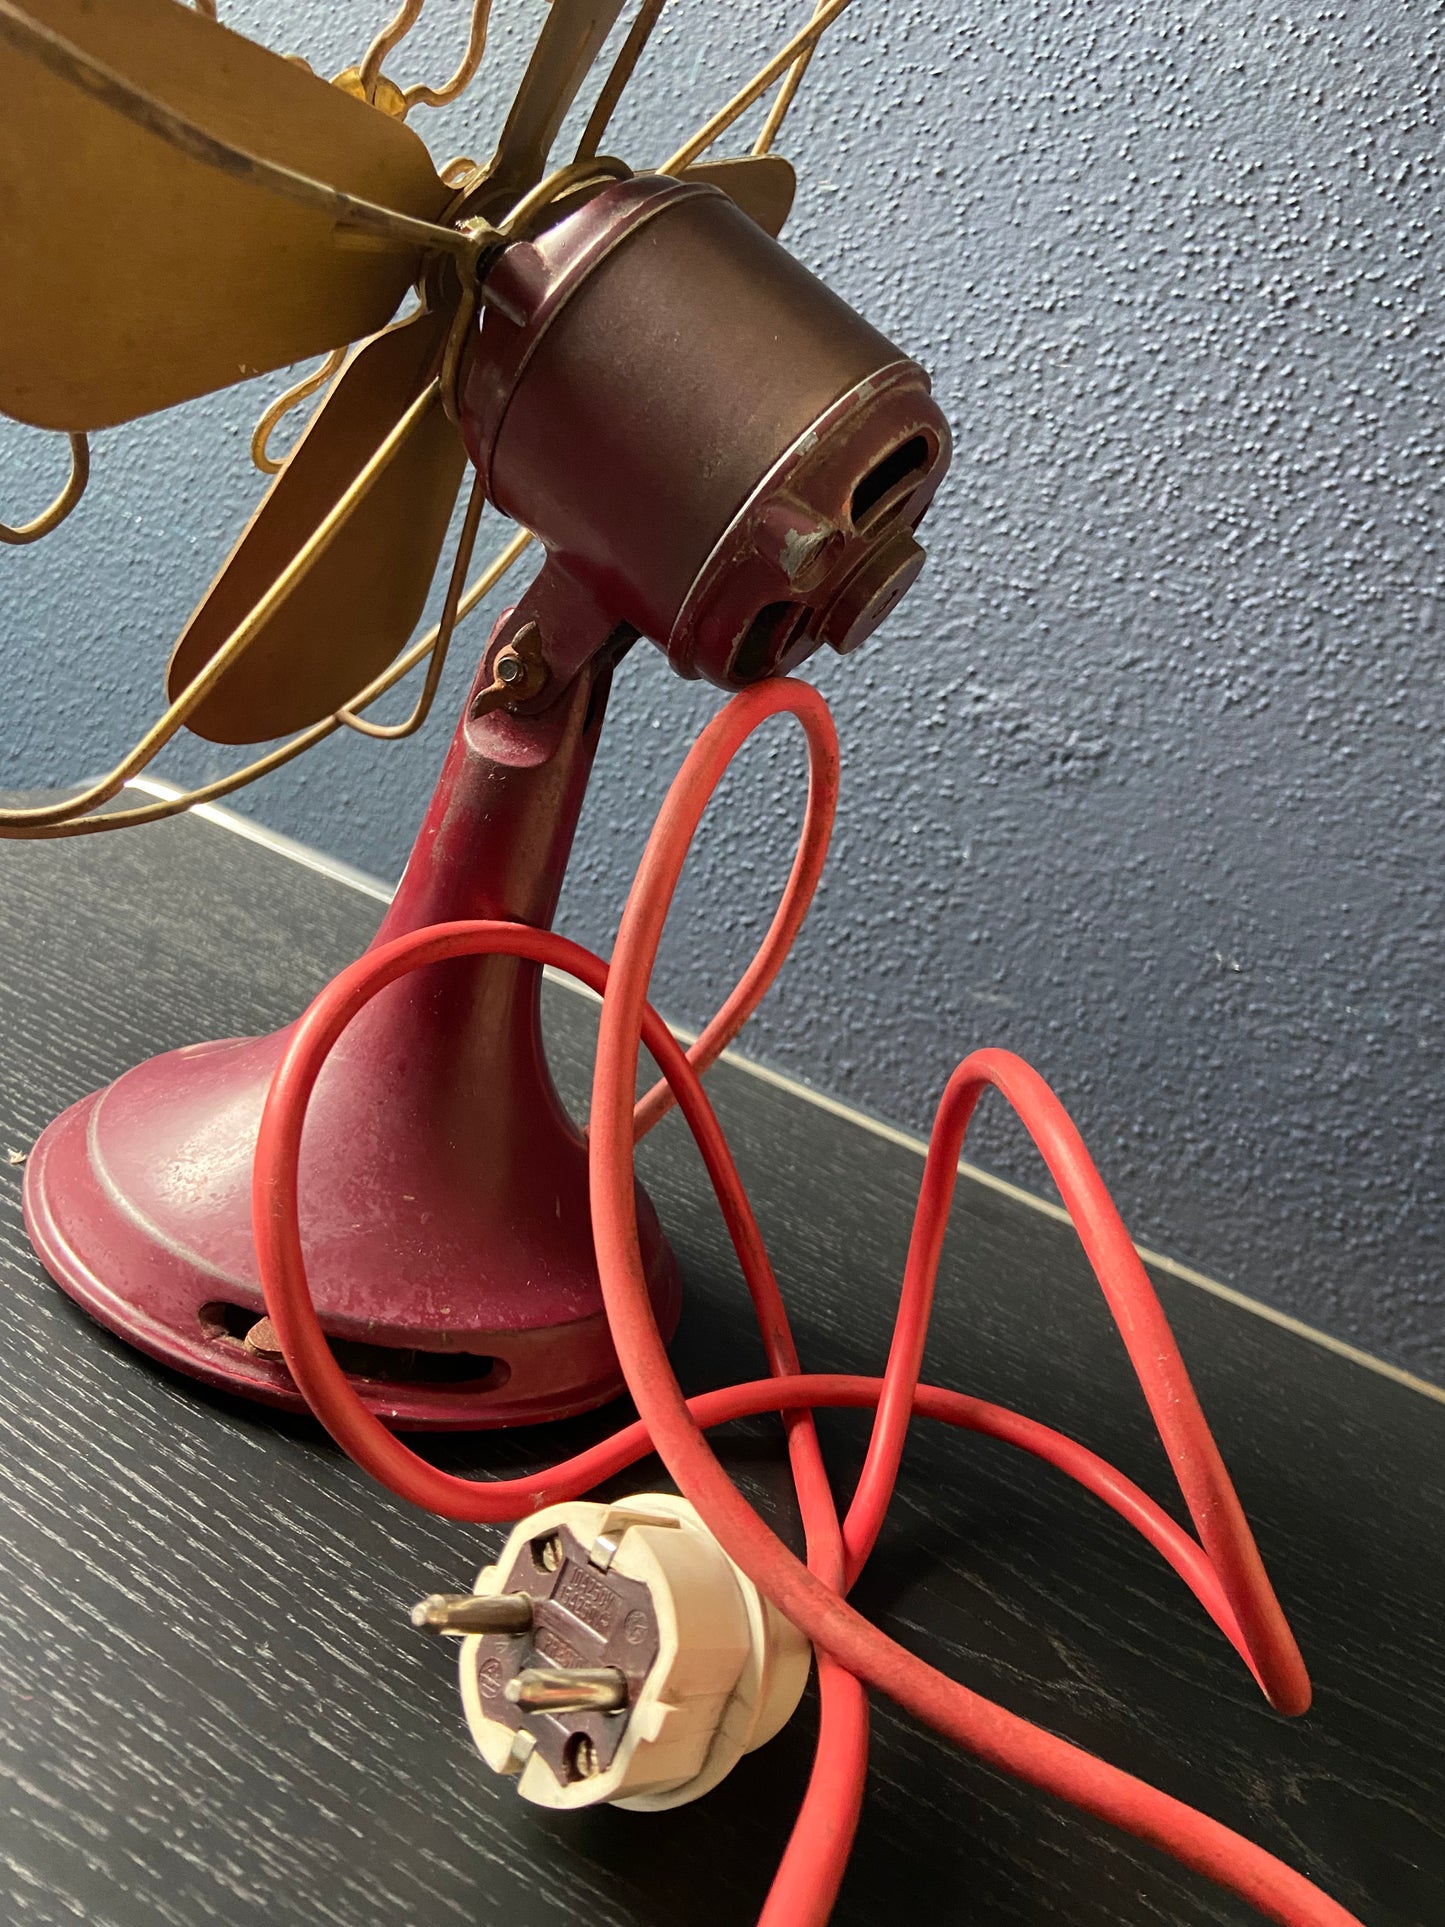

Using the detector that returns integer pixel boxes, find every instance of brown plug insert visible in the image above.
[473,1524,661,1783]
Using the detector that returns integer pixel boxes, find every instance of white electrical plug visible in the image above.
[416,1493,810,1811]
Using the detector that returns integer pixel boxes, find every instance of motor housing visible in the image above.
[460,173,951,689]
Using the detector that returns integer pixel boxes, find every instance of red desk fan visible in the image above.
[0,6,1362,1924]
[2,0,948,1424]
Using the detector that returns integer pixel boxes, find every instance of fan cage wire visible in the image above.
[0,430,89,545]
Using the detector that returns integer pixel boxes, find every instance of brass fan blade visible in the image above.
[488,0,627,198]
[166,311,467,745]
[0,0,450,430]
[678,155,797,238]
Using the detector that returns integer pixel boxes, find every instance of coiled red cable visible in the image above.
[252,678,1363,1927]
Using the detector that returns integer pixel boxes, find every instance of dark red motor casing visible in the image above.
[459,173,951,687]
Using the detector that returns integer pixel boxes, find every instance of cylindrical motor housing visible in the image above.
[460,173,950,689]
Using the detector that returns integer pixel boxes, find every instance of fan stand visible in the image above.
[22,630,680,1428]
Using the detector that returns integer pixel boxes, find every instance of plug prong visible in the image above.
[410,1592,534,1635]
[505,1666,628,1713]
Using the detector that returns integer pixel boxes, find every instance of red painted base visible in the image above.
[23,642,680,1429]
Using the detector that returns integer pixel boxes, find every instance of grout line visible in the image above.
[139,779,1445,1410]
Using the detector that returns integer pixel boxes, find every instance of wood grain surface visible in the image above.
[1,806,1441,1927]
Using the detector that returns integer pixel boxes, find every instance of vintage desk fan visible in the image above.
[0,7,1364,1925]
[0,0,949,1425]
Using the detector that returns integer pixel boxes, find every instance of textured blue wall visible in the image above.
[2,3,1440,1379]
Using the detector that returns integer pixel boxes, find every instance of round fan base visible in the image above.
[23,1028,679,1431]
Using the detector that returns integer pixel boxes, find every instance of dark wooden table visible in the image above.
[2,801,1441,1927]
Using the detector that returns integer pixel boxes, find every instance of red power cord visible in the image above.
[252,678,1363,1927]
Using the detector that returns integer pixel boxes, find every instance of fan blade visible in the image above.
[0,0,450,430]
[488,0,627,198]
[679,155,797,238]
[166,310,467,745]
